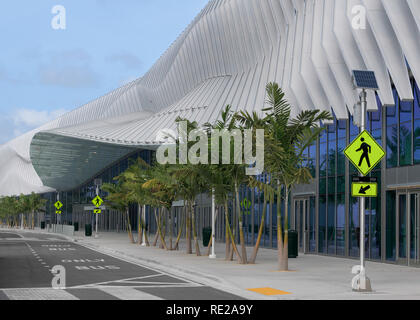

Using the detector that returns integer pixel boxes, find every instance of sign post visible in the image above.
[93,179,103,239]
[345,70,384,292]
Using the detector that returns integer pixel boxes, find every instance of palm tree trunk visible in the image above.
[152,208,159,246]
[225,206,231,260]
[235,182,247,264]
[174,210,185,250]
[168,207,173,250]
[186,203,192,254]
[125,208,135,244]
[224,201,241,263]
[157,208,168,250]
[191,202,201,256]
[32,210,35,229]
[137,204,142,245]
[249,193,268,264]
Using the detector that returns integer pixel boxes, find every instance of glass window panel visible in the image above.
[386,191,396,261]
[308,143,316,178]
[328,177,335,194]
[336,194,345,256]
[399,194,407,259]
[400,100,413,123]
[320,142,327,177]
[370,179,381,260]
[337,138,346,175]
[319,177,326,195]
[414,81,420,120]
[414,119,420,164]
[120,158,128,172]
[337,176,345,194]
[309,196,316,252]
[320,128,327,143]
[327,194,335,255]
[386,125,398,168]
[399,121,412,166]
[349,196,359,257]
[328,138,336,177]
[318,195,326,253]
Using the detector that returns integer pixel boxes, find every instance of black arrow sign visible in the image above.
[359,185,371,195]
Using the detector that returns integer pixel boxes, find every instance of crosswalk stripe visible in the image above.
[99,287,163,300]
[3,288,79,300]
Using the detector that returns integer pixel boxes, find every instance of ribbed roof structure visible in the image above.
[0,0,419,195]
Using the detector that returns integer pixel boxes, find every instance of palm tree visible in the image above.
[142,164,179,250]
[102,180,135,243]
[263,82,332,270]
[27,192,47,229]
[119,158,152,246]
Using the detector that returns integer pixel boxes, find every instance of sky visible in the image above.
[0,0,209,144]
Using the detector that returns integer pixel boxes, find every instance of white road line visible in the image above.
[3,288,79,300]
[98,287,163,300]
[76,242,201,286]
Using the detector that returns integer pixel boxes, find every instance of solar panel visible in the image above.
[352,70,379,90]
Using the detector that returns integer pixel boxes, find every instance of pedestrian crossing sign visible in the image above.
[351,182,378,197]
[54,200,63,210]
[344,130,385,176]
[92,196,103,208]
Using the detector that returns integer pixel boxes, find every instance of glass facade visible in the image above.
[37,79,420,267]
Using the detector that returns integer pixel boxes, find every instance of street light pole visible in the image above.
[352,89,372,292]
[209,188,216,259]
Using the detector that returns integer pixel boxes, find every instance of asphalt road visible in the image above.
[0,230,243,300]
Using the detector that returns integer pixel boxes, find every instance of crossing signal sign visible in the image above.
[54,200,63,210]
[351,182,378,197]
[92,196,103,208]
[344,130,385,176]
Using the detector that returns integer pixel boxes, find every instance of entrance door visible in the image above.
[294,197,315,254]
[396,191,420,266]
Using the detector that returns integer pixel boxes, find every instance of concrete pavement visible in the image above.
[0,229,243,300]
[72,230,420,300]
[4,227,420,300]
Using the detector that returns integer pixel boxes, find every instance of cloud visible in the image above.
[0,108,68,145]
[38,49,99,88]
[106,53,142,69]
[40,65,99,88]
[12,108,68,128]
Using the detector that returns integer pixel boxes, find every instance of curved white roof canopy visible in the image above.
[0,0,418,196]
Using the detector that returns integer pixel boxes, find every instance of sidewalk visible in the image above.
[70,230,420,300]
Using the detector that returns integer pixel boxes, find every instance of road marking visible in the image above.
[247,287,292,296]
[99,287,163,300]
[75,242,200,285]
[3,288,78,300]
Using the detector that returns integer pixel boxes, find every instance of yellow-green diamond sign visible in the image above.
[54,200,63,210]
[92,196,103,208]
[344,130,385,176]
